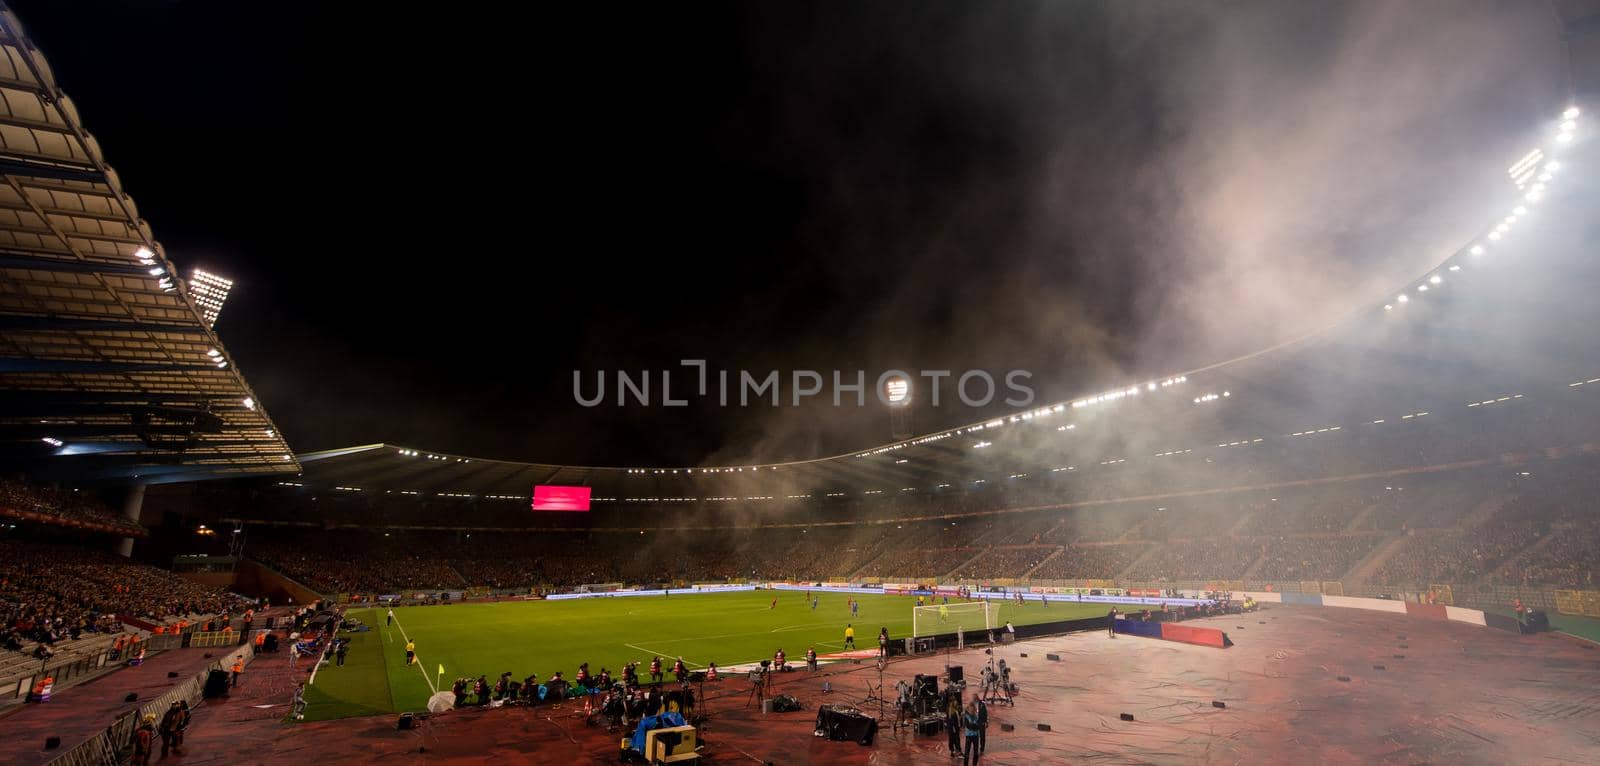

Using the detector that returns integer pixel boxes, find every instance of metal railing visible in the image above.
[44,643,254,766]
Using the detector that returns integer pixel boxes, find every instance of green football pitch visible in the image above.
[302,590,1127,721]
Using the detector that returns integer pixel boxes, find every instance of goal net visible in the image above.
[912,600,998,638]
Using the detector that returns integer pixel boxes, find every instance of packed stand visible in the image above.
[0,478,143,536]
[0,539,244,653]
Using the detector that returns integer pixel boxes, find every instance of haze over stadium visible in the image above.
[1,1,1598,765]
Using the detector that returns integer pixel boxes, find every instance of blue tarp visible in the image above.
[630,711,687,752]
[1111,618,1164,638]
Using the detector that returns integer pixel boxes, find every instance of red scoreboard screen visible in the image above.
[532,485,591,512]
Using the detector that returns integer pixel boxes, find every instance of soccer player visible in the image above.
[812,596,819,611]
[405,639,416,665]
[844,624,856,649]
[770,596,779,610]
[939,604,950,621]
[851,599,860,618]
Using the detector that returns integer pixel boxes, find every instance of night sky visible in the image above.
[5,1,1566,466]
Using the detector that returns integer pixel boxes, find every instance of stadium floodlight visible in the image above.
[884,376,910,404]
[1556,133,1572,143]
[134,245,155,261]
[1561,120,1577,132]
[1565,106,1581,120]
[1384,304,1393,311]
[1513,205,1527,215]
[1417,284,1428,292]
[1430,275,1442,284]
[189,269,235,328]
[1397,294,1409,303]
[242,397,255,410]
[206,348,220,357]
[41,437,63,447]
[1470,245,1484,255]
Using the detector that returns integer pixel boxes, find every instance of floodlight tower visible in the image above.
[189,269,234,328]
[884,374,913,440]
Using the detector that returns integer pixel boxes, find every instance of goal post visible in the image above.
[912,600,998,638]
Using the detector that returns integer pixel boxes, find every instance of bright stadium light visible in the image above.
[42,437,63,447]
[1470,244,1484,255]
[1397,294,1409,303]
[1565,106,1581,120]
[189,269,235,328]
[1429,275,1442,284]
[1560,120,1577,132]
[884,376,910,404]
[242,397,256,410]
[1556,132,1572,143]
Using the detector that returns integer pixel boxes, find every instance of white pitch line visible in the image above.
[389,612,439,695]
[625,643,702,669]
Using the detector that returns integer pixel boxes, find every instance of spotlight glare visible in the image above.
[1564,106,1580,119]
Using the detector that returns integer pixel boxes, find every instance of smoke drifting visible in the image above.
[698,0,1566,467]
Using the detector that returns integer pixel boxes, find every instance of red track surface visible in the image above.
[21,606,1600,765]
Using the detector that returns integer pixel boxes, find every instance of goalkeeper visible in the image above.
[939,604,950,621]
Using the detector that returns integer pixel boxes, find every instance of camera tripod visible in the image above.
[859,656,890,720]
[746,671,766,709]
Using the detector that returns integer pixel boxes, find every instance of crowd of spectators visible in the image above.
[1501,521,1600,588]
[0,540,244,652]
[1028,544,1148,579]
[956,546,1057,579]
[228,460,1600,593]
[0,478,142,536]
[1125,538,1263,581]
[1252,535,1383,581]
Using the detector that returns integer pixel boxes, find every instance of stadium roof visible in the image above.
[0,7,297,485]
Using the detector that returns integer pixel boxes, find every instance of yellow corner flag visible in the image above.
[437,663,445,675]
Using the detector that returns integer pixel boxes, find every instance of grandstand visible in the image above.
[0,1,1599,764]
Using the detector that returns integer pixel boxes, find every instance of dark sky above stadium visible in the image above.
[6,0,1567,467]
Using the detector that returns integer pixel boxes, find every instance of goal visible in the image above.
[912,600,998,638]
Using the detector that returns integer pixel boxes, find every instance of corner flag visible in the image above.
[437,663,445,676]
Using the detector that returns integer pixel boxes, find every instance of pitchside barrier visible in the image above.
[1112,618,1233,648]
